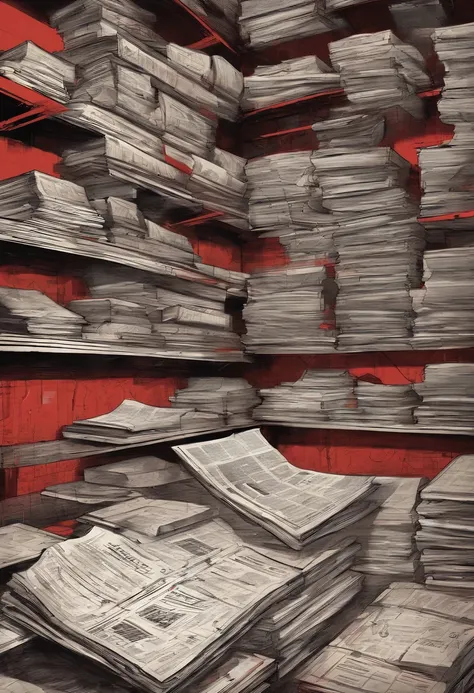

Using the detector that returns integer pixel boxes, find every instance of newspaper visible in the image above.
[374,582,474,623]
[0,616,34,654]
[84,455,191,488]
[0,524,63,570]
[3,526,298,692]
[173,429,376,549]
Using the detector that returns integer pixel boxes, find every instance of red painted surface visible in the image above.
[0,2,63,52]
[0,137,61,180]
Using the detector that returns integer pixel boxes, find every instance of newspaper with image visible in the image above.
[3,526,298,692]
[173,428,376,548]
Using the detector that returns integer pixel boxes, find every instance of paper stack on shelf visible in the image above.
[41,481,141,504]
[62,398,225,444]
[416,454,474,590]
[239,0,347,49]
[414,364,474,432]
[0,288,86,339]
[67,298,159,345]
[50,0,166,53]
[246,152,324,234]
[0,41,75,103]
[170,378,260,427]
[242,56,340,111]
[2,525,299,693]
[312,105,385,149]
[84,455,191,487]
[411,247,474,349]
[242,263,337,354]
[0,524,63,570]
[0,171,106,242]
[311,147,424,351]
[254,370,357,425]
[0,616,33,655]
[355,382,421,426]
[329,31,431,116]
[80,497,216,538]
[389,0,447,58]
[173,428,377,549]
[433,22,474,126]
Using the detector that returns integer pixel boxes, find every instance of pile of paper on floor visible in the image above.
[0,171,106,242]
[243,263,337,353]
[62,398,224,444]
[312,105,385,150]
[242,56,340,111]
[79,497,217,538]
[414,364,474,432]
[329,31,431,116]
[416,454,474,591]
[0,524,63,571]
[2,525,299,693]
[0,615,33,655]
[355,382,421,426]
[254,370,357,425]
[41,481,141,504]
[0,288,86,339]
[246,152,324,234]
[84,455,191,488]
[83,265,243,357]
[411,247,474,349]
[170,378,260,427]
[0,41,75,103]
[311,147,424,351]
[173,428,378,549]
[239,0,347,49]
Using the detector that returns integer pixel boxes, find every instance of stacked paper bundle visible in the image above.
[265,220,337,264]
[312,105,385,150]
[84,455,191,488]
[242,56,340,111]
[242,263,337,354]
[93,197,197,266]
[170,378,260,427]
[254,370,357,425]
[0,41,75,103]
[2,524,299,693]
[329,31,431,116]
[84,265,243,357]
[0,616,33,655]
[239,0,347,49]
[433,23,474,126]
[311,147,424,351]
[416,454,474,591]
[411,247,474,349]
[0,288,85,339]
[0,171,106,242]
[67,298,159,345]
[414,363,474,432]
[297,582,474,693]
[355,382,421,426]
[246,152,324,234]
[62,398,225,444]
[174,428,378,549]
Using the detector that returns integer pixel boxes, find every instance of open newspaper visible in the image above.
[3,526,298,693]
[173,429,376,549]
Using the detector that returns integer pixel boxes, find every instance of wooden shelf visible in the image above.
[263,421,474,437]
[0,76,66,132]
[0,425,252,469]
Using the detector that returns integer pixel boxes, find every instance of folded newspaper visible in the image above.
[84,455,191,487]
[0,524,63,570]
[173,429,377,549]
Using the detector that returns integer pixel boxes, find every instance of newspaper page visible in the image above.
[173,428,374,548]
[421,455,474,501]
[374,582,474,623]
[0,524,63,569]
[298,646,446,693]
[4,527,298,691]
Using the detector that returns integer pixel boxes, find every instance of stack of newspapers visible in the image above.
[246,152,324,235]
[170,378,260,427]
[312,104,385,150]
[333,477,425,599]
[242,263,337,354]
[84,265,243,357]
[242,56,340,111]
[93,197,197,266]
[173,428,378,549]
[2,523,300,693]
[62,398,225,444]
[266,219,337,264]
[0,41,75,103]
[0,171,106,244]
[433,22,474,127]
[416,454,474,591]
[0,616,33,656]
[355,382,421,427]
[414,363,474,432]
[239,0,347,49]
[411,247,474,349]
[311,147,424,352]
[254,370,357,425]
[329,31,431,116]
[297,581,474,693]
[67,298,158,345]
[84,454,191,488]
[0,288,85,339]
[41,481,141,503]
